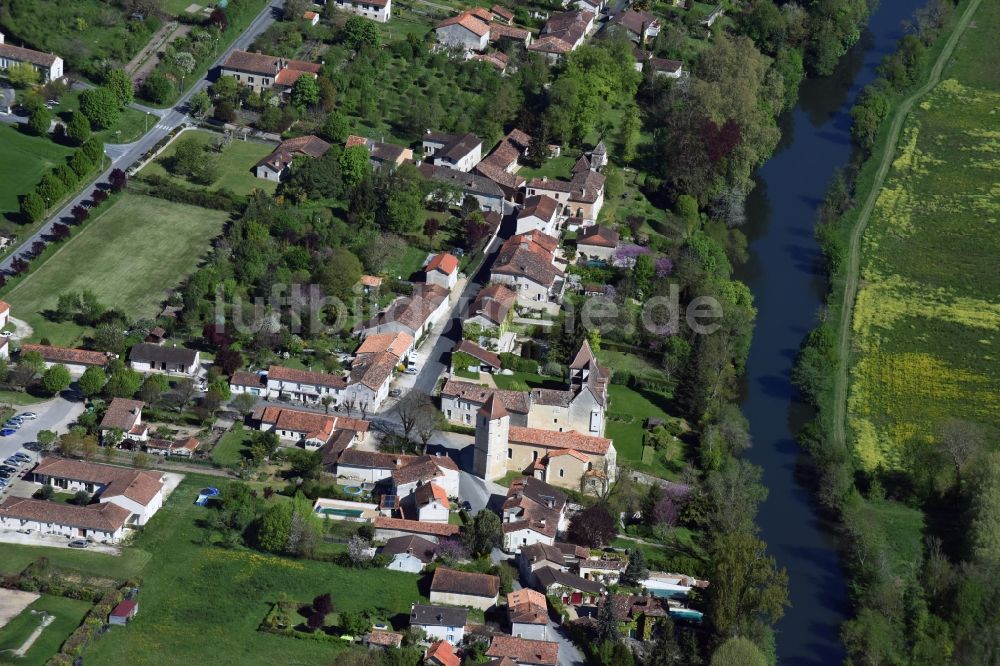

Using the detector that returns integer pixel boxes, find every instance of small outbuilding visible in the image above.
[109,599,138,625]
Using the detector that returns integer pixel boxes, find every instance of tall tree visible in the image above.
[706,532,789,638]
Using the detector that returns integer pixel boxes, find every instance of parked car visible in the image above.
[0,428,17,437]
[0,465,18,474]
[4,458,21,467]
[404,368,418,376]
[22,442,41,451]
[18,412,37,420]
[388,388,402,398]
[68,540,89,549]
[13,452,31,461]
[0,331,12,338]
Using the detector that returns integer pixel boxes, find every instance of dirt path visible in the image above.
[8,316,33,342]
[126,22,193,84]
[0,590,39,629]
[13,612,53,657]
[830,0,983,450]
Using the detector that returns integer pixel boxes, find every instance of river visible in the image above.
[734,1,926,662]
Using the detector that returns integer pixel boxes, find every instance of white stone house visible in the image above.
[0,33,63,82]
[409,604,468,644]
[128,343,200,377]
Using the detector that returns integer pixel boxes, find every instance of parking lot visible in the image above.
[0,397,86,498]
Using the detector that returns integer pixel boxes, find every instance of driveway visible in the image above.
[550,622,585,666]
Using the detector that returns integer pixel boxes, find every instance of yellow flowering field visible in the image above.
[849,74,1000,471]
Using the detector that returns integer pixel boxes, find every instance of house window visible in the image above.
[532,451,537,461]
[248,76,255,83]
[507,448,512,459]
[559,469,565,478]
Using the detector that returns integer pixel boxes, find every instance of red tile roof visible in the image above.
[366,629,403,647]
[99,398,144,431]
[440,379,530,414]
[110,599,137,618]
[577,225,619,248]
[0,497,131,532]
[0,42,59,68]
[486,636,559,666]
[469,284,517,327]
[374,516,460,537]
[437,10,492,37]
[414,482,449,507]
[21,344,109,367]
[267,364,346,388]
[222,50,280,75]
[356,332,412,358]
[33,457,164,506]
[508,427,612,455]
[0,301,9,314]
[454,340,501,369]
[508,588,548,624]
[427,640,461,666]
[519,195,559,223]
[431,567,500,598]
[426,252,459,276]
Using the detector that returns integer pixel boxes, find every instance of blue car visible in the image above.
[0,428,16,437]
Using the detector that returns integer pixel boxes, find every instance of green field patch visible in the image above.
[0,125,74,224]
[139,130,278,196]
[0,595,93,666]
[3,193,229,346]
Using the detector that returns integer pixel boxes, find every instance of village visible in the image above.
[0,0,790,661]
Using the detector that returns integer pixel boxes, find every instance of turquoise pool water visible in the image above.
[317,508,364,518]
[668,608,704,622]
[648,588,687,600]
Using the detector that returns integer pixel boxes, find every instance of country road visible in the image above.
[0,0,286,276]
[830,0,983,450]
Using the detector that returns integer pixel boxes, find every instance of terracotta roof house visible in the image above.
[486,635,559,666]
[426,640,461,666]
[128,343,200,377]
[19,344,111,377]
[355,332,414,360]
[0,497,130,542]
[365,629,404,648]
[0,33,63,82]
[423,131,483,173]
[489,22,532,46]
[265,365,347,404]
[410,481,450,523]
[502,477,567,553]
[491,4,515,23]
[360,275,383,291]
[253,405,368,448]
[576,224,620,262]
[490,231,565,313]
[526,167,606,221]
[440,379,531,427]
[418,162,505,214]
[410,604,468,644]
[31,458,165,526]
[336,449,417,483]
[508,588,549,639]
[99,398,148,442]
[465,284,517,343]
[355,284,451,339]
[220,50,321,93]
[452,340,502,374]
[229,370,268,397]
[528,10,594,62]
[472,51,509,72]
[143,436,200,458]
[517,194,561,235]
[374,516,460,543]
[473,128,531,200]
[430,567,501,610]
[391,454,460,497]
[436,9,493,52]
[255,135,332,181]
[328,0,392,23]
[426,252,460,289]
[346,135,413,168]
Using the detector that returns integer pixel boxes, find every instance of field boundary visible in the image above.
[830,0,984,451]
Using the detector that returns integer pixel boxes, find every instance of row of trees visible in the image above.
[19,139,105,224]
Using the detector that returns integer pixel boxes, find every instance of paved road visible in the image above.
[0,0,285,276]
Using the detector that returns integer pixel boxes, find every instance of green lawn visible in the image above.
[2,193,229,346]
[383,245,429,281]
[0,595,92,666]
[0,544,152,579]
[54,90,156,144]
[491,372,564,392]
[0,124,74,224]
[517,155,576,181]
[139,130,279,196]
[79,474,426,664]
[211,423,252,467]
[0,389,48,405]
[605,384,680,478]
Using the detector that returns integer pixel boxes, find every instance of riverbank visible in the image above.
[793,0,994,660]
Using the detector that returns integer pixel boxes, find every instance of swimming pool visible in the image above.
[343,486,364,495]
[317,508,364,518]
[668,608,704,622]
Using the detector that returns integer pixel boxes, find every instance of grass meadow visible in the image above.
[0,595,92,666]
[139,130,279,196]
[3,193,228,346]
[848,0,1000,471]
[0,125,73,225]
